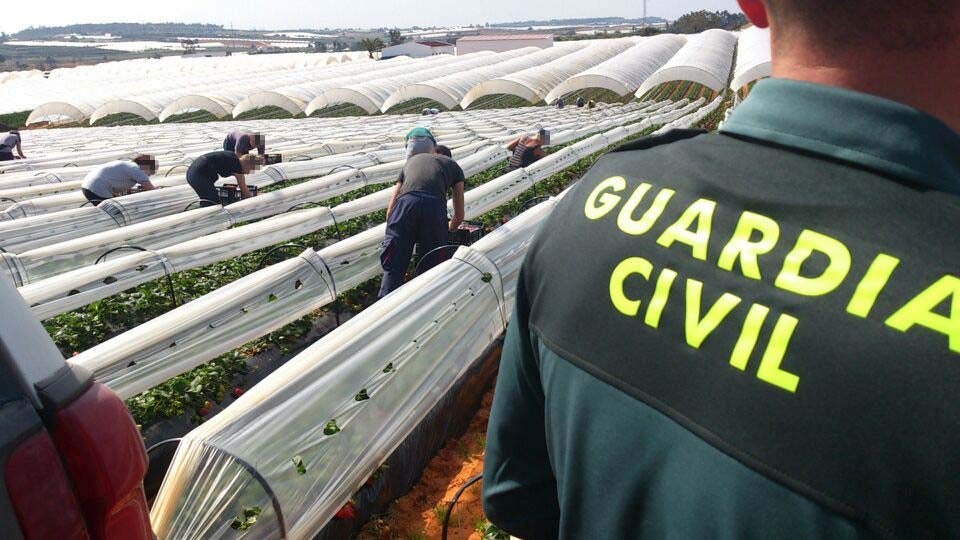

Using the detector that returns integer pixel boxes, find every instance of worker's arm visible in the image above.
[139,180,157,191]
[15,139,25,159]
[482,269,561,538]
[257,136,266,156]
[234,173,254,199]
[385,182,402,219]
[448,182,464,232]
[532,146,547,159]
[506,136,522,152]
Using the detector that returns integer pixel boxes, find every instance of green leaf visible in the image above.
[354,388,369,401]
[230,506,261,531]
[292,455,307,475]
[481,272,493,283]
[324,419,341,436]
[382,363,394,373]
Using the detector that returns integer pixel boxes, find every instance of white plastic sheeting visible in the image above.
[380,45,585,112]
[149,195,560,539]
[0,103,635,259]
[14,53,371,124]
[67,98,705,401]
[303,51,553,115]
[10,145,505,292]
[636,29,738,97]
[18,101,675,315]
[653,96,724,134]
[461,39,637,108]
[544,34,688,103]
[237,56,455,118]
[730,26,772,91]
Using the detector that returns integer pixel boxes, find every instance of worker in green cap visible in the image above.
[483,0,960,538]
[404,126,436,159]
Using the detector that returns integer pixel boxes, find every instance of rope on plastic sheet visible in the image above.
[450,247,508,331]
[471,142,501,155]
[164,161,193,177]
[184,199,221,212]
[0,250,26,288]
[152,438,289,539]
[325,164,369,187]
[302,251,342,328]
[94,245,179,308]
[352,151,382,167]
[359,141,385,151]
[517,195,551,215]
[255,243,308,271]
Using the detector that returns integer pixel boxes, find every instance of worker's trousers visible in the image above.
[378,191,448,298]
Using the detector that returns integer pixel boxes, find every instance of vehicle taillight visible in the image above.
[5,431,89,540]
[51,382,152,540]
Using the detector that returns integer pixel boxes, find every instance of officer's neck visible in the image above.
[771,48,960,134]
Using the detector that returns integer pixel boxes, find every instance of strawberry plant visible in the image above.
[230,506,262,532]
[324,419,341,436]
[292,455,307,475]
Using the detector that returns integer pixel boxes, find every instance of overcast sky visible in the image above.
[1,0,742,34]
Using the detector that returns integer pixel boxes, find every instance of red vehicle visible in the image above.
[0,276,152,539]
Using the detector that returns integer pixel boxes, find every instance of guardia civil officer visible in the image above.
[483,1,960,538]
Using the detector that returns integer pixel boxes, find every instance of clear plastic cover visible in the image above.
[149,196,559,539]
[21,103,660,315]
[68,99,710,400]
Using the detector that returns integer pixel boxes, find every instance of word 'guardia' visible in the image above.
[584,177,959,394]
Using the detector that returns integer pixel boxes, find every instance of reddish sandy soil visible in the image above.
[360,389,495,540]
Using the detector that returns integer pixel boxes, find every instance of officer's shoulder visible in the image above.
[611,128,709,154]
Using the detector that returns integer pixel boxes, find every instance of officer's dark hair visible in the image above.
[766,0,959,50]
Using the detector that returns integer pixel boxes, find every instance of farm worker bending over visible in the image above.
[0,130,25,161]
[483,0,960,538]
[379,144,465,298]
[80,155,158,206]
[223,131,265,157]
[505,129,548,172]
[404,126,436,159]
[186,151,259,207]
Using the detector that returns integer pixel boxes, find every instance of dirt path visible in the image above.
[361,389,495,540]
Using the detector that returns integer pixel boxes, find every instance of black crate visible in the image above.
[447,221,485,246]
[263,153,283,165]
[217,184,258,205]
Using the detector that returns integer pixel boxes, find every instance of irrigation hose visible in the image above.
[441,473,483,540]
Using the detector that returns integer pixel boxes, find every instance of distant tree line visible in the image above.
[11,23,225,40]
[489,16,667,27]
[668,10,748,33]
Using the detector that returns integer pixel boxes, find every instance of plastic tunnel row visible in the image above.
[0,103,576,195]
[66,97,707,403]
[149,193,561,539]
[145,98,721,536]
[10,29,771,125]
[0,104,642,265]
[17,101,689,318]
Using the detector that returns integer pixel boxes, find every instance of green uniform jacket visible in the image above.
[482,79,960,540]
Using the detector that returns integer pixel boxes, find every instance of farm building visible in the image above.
[456,33,553,54]
[380,40,455,59]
